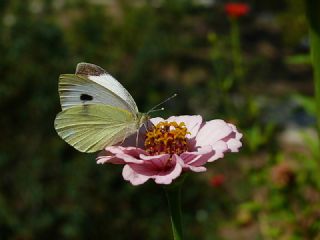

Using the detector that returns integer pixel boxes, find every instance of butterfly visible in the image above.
[54,62,149,153]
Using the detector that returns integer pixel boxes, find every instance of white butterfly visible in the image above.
[54,62,149,153]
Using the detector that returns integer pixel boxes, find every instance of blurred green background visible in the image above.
[1,0,319,239]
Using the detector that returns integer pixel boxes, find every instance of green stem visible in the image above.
[306,0,320,140]
[230,17,244,82]
[164,183,184,240]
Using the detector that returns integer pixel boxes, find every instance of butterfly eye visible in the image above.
[80,94,93,101]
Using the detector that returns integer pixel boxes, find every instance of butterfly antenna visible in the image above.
[147,93,177,115]
[148,107,165,114]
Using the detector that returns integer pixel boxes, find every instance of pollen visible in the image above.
[145,121,190,156]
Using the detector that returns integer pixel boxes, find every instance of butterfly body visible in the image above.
[54,63,148,153]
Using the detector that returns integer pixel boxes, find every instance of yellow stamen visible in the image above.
[145,121,190,156]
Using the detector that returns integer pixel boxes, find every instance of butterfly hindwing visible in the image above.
[54,104,137,153]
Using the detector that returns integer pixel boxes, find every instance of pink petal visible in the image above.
[115,153,144,163]
[124,155,183,185]
[96,149,127,164]
[196,120,233,147]
[154,155,183,184]
[96,155,114,164]
[139,154,171,170]
[179,150,209,172]
[122,165,150,185]
[139,153,170,161]
[226,138,242,152]
[187,165,207,172]
[106,146,146,157]
[180,147,215,167]
[225,124,243,152]
[167,115,203,138]
[96,156,129,164]
[97,146,146,164]
[228,124,243,140]
[208,140,228,162]
[179,152,197,165]
[150,117,165,126]
[180,145,213,165]
[130,155,172,176]
[178,141,228,166]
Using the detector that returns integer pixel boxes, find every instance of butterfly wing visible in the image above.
[59,63,138,114]
[54,104,138,153]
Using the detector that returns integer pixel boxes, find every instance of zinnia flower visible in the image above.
[97,115,242,185]
[224,3,250,18]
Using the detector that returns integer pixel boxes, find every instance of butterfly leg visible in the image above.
[135,129,139,148]
[118,136,126,146]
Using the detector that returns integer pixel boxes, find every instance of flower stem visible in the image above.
[164,183,184,240]
[230,17,244,83]
[306,0,320,140]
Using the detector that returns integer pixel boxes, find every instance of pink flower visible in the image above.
[97,116,242,185]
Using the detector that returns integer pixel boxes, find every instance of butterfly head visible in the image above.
[137,113,150,127]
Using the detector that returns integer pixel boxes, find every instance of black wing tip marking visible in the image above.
[80,93,93,101]
[76,62,106,76]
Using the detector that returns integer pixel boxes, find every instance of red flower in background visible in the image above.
[210,174,225,187]
[224,3,250,18]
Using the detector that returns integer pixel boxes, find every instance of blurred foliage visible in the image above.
[0,0,319,239]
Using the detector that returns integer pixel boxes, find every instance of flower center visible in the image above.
[145,121,189,156]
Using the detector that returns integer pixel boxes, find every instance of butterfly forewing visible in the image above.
[54,104,138,153]
[75,63,138,113]
[59,74,137,113]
